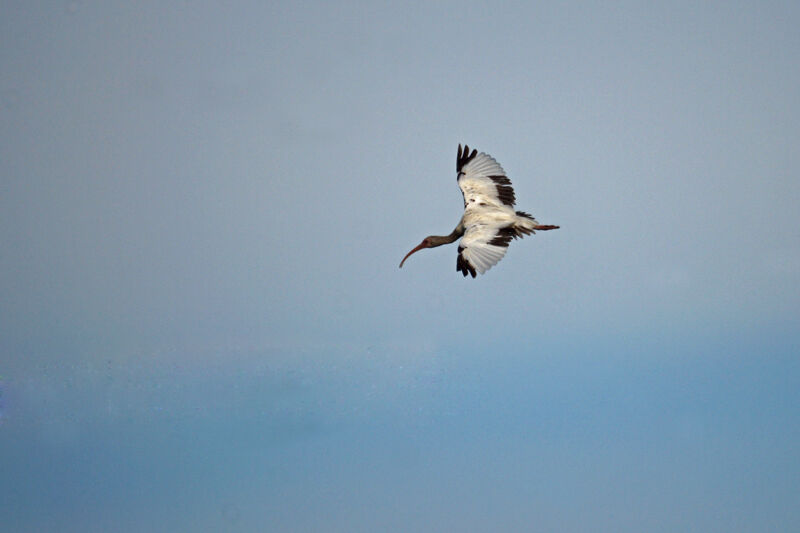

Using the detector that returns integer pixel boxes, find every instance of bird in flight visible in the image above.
[399,144,559,277]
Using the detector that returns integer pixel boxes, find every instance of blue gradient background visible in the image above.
[1,2,799,531]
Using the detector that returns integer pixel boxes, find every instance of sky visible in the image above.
[1,1,799,531]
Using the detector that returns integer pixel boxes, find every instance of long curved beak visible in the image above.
[399,242,427,268]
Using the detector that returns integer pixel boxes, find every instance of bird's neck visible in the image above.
[428,224,465,247]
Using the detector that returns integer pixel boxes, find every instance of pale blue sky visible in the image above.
[1,2,799,531]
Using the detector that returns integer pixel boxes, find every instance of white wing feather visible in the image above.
[459,221,510,275]
[457,152,514,208]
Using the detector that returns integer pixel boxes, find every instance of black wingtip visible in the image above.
[456,143,478,173]
[456,246,478,278]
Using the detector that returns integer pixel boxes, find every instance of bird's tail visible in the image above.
[514,211,559,236]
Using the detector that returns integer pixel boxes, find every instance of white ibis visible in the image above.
[400,144,559,277]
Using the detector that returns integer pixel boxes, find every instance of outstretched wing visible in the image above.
[456,144,516,208]
[457,224,519,278]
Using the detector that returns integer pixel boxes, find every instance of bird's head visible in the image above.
[399,236,441,268]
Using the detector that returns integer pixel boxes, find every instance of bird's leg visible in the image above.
[533,225,559,231]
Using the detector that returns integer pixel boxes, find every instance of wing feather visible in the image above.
[456,145,516,208]
[457,223,511,276]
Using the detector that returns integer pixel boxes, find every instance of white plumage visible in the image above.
[458,152,508,208]
[458,224,509,275]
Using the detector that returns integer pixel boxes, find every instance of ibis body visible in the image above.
[399,144,559,277]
